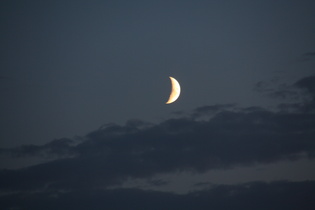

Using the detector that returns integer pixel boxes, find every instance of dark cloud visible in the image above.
[148,179,168,186]
[0,138,77,170]
[191,104,236,119]
[254,80,274,93]
[1,181,314,210]
[303,52,315,56]
[297,52,315,62]
[255,75,315,113]
[295,75,315,99]
[0,138,76,159]
[254,80,299,101]
[1,106,314,192]
[239,106,268,113]
[292,75,315,112]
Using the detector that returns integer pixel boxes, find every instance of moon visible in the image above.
[166,76,181,104]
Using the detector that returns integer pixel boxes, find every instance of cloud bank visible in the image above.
[0,75,314,209]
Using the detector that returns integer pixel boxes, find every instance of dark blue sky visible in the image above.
[1,0,314,147]
[1,0,315,209]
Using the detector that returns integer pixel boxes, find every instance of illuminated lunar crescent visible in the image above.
[166,76,181,104]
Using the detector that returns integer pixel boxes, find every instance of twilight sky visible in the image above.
[1,0,315,209]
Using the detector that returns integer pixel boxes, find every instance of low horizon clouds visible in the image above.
[1,181,315,210]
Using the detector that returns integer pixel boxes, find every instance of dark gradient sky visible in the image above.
[1,0,315,209]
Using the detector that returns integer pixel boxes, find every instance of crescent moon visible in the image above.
[166,76,181,104]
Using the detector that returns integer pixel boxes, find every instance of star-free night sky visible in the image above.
[1,0,315,209]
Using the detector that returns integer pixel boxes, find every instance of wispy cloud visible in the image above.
[303,52,315,57]
[255,75,315,113]
[297,52,315,62]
